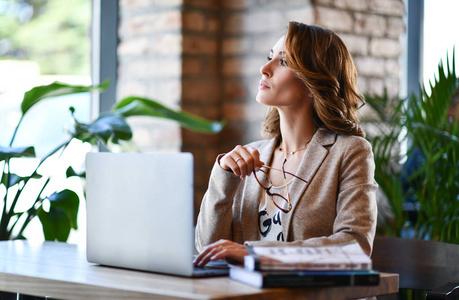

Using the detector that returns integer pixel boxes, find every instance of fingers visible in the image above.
[194,239,229,267]
[194,240,248,267]
[220,145,264,179]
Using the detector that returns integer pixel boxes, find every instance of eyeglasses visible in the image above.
[252,159,308,213]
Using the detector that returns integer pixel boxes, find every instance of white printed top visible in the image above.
[258,181,293,241]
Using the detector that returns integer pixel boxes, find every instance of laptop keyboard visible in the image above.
[192,260,229,277]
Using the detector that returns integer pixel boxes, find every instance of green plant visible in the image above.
[363,53,459,243]
[0,81,224,241]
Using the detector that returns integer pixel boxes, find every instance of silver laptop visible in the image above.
[85,152,228,277]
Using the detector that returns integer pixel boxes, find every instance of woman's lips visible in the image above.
[259,80,270,90]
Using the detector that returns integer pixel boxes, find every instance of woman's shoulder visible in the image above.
[316,130,372,154]
[337,133,370,146]
[334,133,373,158]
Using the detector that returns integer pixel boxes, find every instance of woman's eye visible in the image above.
[267,56,287,66]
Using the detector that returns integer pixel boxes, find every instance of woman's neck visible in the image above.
[278,110,316,151]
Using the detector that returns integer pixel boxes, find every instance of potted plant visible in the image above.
[363,52,458,244]
[0,81,224,241]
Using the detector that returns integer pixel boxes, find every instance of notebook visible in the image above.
[85,152,228,277]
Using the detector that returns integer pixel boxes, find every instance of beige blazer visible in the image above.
[195,129,378,255]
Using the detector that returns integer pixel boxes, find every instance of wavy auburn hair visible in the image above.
[262,22,365,139]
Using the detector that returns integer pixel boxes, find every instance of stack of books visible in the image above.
[229,241,380,288]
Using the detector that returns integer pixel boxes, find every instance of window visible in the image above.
[0,0,91,243]
[423,0,459,88]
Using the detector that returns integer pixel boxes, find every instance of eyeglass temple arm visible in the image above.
[261,165,308,183]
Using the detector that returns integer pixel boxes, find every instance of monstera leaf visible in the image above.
[37,189,80,242]
[0,145,35,161]
[72,112,132,145]
[114,96,225,133]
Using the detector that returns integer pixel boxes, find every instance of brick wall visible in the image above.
[313,0,405,99]
[118,0,184,152]
[117,0,406,218]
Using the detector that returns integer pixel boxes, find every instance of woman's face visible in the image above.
[256,36,310,109]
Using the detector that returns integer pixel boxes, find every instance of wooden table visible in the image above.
[0,241,398,299]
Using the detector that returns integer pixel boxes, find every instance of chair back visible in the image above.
[371,236,459,290]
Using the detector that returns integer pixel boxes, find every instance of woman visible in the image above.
[194,22,378,267]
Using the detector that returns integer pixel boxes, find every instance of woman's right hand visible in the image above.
[219,145,264,179]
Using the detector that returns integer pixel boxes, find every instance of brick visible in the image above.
[120,0,153,9]
[182,79,220,103]
[148,33,182,55]
[182,58,202,76]
[219,122,251,149]
[252,35,282,55]
[313,0,333,5]
[370,38,402,58]
[246,57,266,77]
[385,58,401,77]
[285,5,314,24]
[222,0,248,9]
[117,80,149,99]
[223,13,244,35]
[181,104,220,120]
[201,57,219,76]
[222,57,242,77]
[335,0,368,11]
[247,76,263,100]
[127,58,182,78]
[369,0,405,16]
[182,36,218,55]
[246,101,267,122]
[387,17,405,38]
[224,79,247,100]
[223,57,263,77]
[185,0,219,9]
[155,0,183,7]
[128,118,181,152]
[122,0,182,8]
[247,119,264,141]
[367,77,385,96]
[223,103,248,121]
[354,13,387,37]
[383,77,401,98]
[340,34,369,56]
[147,79,182,103]
[357,76,368,94]
[316,7,353,32]
[224,11,285,35]
[224,102,258,122]
[354,57,386,77]
[181,130,220,147]
[126,11,181,35]
[118,37,149,56]
[222,37,250,56]
[183,11,205,32]
[184,146,219,170]
[242,10,285,34]
[206,15,220,33]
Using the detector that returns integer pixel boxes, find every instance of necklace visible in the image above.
[279,140,311,155]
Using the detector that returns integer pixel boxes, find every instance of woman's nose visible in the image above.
[260,62,272,78]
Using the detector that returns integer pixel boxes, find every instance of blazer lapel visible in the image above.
[283,130,337,238]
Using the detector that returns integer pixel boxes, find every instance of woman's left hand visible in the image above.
[194,239,248,267]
